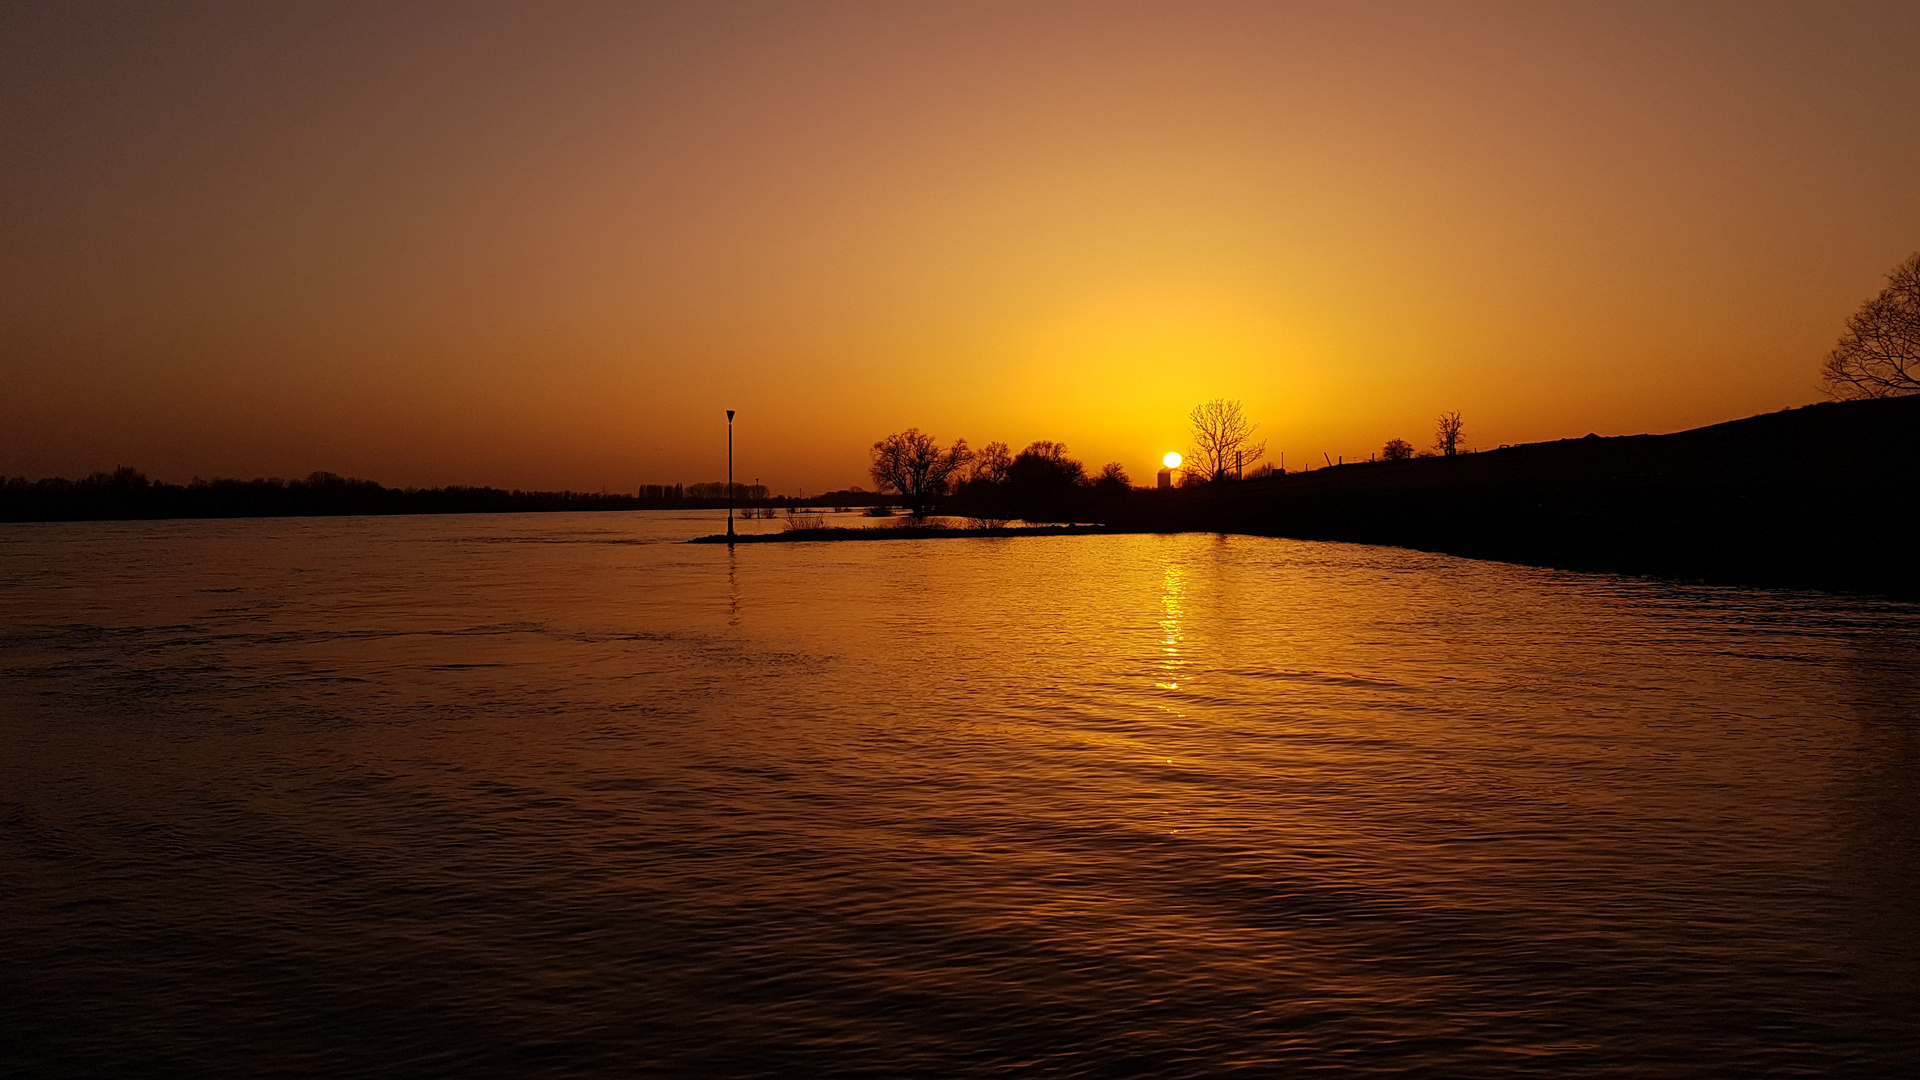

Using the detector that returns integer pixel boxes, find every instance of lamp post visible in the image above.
[726,409,736,541]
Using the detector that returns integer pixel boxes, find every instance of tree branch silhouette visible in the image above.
[1823,251,1920,399]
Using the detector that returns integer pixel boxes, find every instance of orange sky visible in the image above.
[4,2,1918,493]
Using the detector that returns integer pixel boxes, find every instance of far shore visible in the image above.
[8,395,1916,600]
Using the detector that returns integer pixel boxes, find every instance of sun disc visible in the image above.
[1163,452,1182,469]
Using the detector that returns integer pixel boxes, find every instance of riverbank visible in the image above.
[692,395,1918,601]
[1129,394,1920,600]
[11,396,1915,599]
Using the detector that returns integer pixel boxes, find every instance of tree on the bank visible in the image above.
[1433,411,1465,457]
[869,429,972,513]
[1093,461,1131,495]
[1822,251,1920,399]
[1006,441,1086,490]
[1002,441,1088,518]
[968,441,1014,485]
[1381,437,1415,461]
[1187,399,1266,482]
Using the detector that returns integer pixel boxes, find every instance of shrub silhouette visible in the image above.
[1433,411,1465,457]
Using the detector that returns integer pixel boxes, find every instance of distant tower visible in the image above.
[1157,468,1173,490]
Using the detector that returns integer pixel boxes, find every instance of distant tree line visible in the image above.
[0,468,646,522]
[861,399,1504,526]
[862,429,1136,522]
[9,393,1511,527]
[640,482,771,502]
[865,399,1270,522]
[0,468,883,523]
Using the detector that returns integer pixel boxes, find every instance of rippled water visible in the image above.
[3,511,1916,1078]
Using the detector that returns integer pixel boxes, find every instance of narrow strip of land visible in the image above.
[700,395,1920,600]
[690,524,1117,543]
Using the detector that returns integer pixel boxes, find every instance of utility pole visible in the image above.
[726,409,735,541]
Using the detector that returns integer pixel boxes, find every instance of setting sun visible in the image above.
[1163,452,1182,470]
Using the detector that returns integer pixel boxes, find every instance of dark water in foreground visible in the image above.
[3,512,1917,1078]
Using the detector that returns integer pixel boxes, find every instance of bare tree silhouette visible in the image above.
[1381,437,1414,461]
[1188,399,1266,482]
[869,429,972,514]
[967,441,1013,484]
[1433,411,1465,457]
[1822,251,1920,399]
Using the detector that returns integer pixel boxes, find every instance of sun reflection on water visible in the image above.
[1156,561,1185,690]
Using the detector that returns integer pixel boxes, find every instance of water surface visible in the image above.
[2,512,1916,1077]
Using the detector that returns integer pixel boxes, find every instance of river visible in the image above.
[2,511,1915,1077]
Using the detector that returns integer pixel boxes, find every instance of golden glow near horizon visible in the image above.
[3,4,1918,492]
[1163,452,1183,470]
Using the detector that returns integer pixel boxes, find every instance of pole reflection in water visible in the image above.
[726,544,740,629]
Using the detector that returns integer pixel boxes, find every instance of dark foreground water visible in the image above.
[2,511,1917,1078]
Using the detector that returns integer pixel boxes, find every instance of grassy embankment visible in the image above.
[1164,394,1919,598]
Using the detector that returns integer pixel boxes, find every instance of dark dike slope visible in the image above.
[1150,395,1920,599]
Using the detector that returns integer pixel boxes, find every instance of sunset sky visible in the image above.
[5,1,1918,493]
